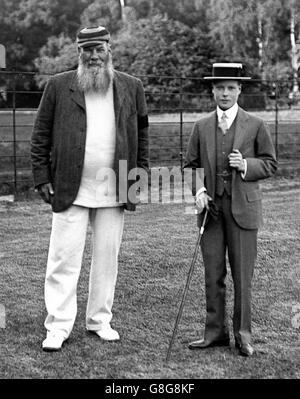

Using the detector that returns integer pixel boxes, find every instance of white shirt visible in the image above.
[216,102,238,129]
[73,84,121,207]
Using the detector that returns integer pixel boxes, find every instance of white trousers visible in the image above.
[44,206,124,338]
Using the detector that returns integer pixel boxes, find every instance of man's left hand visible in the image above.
[228,149,245,172]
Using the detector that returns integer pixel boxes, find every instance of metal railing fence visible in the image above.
[0,71,299,195]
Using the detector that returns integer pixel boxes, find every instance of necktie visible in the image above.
[219,112,228,134]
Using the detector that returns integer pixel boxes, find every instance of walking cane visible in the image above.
[166,207,209,362]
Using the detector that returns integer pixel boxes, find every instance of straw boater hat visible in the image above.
[77,26,110,48]
[204,63,251,81]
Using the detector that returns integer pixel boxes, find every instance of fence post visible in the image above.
[274,81,279,161]
[179,77,183,171]
[12,71,17,194]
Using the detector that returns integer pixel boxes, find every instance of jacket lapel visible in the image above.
[231,107,250,187]
[232,107,249,150]
[113,71,126,125]
[205,111,217,196]
[206,111,217,169]
[69,71,85,110]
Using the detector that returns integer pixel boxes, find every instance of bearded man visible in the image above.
[31,26,149,352]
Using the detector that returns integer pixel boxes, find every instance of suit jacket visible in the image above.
[31,69,149,212]
[184,107,277,229]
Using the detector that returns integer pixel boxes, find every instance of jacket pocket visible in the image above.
[246,190,262,202]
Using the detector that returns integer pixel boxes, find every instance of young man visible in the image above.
[184,63,277,356]
[31,26,149,351]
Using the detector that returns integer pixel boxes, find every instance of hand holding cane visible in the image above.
[166,208,209,362]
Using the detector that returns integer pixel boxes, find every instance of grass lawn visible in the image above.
[0,176,299,379]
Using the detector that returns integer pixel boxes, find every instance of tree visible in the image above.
[206,0,300,88]
[34,35,78,87]
[0,0,26,69]
[9,0,89,34]
[80,0,122,33]
[0,0,90,70]
[288,0,300,95]
[6,0,299,105]
[207,0,265,75]
[112,14,215,108]
[126,0,152,19]
[149,0,207,28]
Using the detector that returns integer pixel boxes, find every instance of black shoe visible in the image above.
[188,338,230,350]
[238,343,254,357]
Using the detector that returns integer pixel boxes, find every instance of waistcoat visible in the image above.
[215,117,236,196]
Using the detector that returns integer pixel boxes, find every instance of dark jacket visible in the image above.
[31,69,149,212]
[184,107,277,229]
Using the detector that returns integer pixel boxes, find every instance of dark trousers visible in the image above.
[200,192,257,345]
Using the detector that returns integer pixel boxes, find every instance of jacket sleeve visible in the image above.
[136,79,149,172]
[31,78,56,188]
[244,120,278,181]
[183,122,205,196]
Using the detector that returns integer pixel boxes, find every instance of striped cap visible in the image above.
[77,26,110,47]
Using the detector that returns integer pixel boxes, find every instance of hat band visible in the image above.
[213,67,241,78]
[213,66,242,78]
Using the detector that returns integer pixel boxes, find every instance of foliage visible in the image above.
[112,14,215,108]
[34,35,78,87]
[1,0,300,97]
[126,0,152,19]
[80,0,122,34]
[0,0,89,70]
[205,0,300,87]
[150,0,208,28]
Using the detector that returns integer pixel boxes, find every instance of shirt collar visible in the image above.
[217,103,239,121]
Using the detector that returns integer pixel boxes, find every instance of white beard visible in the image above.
[77,54,114,94]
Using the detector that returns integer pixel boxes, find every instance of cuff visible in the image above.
[241,159,247,179]
[196,187,207,198]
